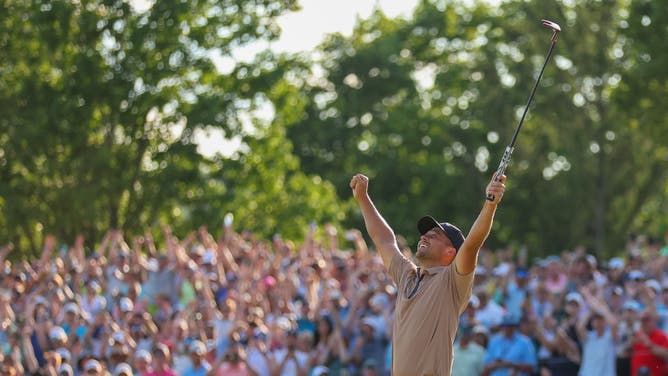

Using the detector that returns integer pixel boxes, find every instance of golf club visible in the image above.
[486,19,561,201]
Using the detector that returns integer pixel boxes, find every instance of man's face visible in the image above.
[190,352,203,365]
[641,312,657,332]
[416,228,455,264]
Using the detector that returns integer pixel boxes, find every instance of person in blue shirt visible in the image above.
[182,340,211,376]
[482,315,537,376]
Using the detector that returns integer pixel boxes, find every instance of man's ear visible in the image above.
[446,246,457,258]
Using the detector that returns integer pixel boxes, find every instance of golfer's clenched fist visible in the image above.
[350,174,369,201]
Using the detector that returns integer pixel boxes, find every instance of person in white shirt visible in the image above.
[475,291,505,329]
[271,329,309,376]
[575,286,618,376]
[452,325,486,376]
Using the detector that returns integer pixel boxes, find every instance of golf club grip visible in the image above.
[486,173,501,201]
[486,146,513,201]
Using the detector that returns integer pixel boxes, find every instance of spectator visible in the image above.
[617,300,641,376]
[311,315,349,373]
[182,340,211,376]
[475,291,505,330]
[349,317,387,374]
[146,344,176,376]
[544,256,567,295]
[452,325,486,376]
[114,362,135,376]
[631,310,668,376]
[529,284,554,325]
[498,267,530,321]
[360,359,380,376]
[84,359,105,375]
[271,328,309,376]
[209,343,252,376]
[472,325,490,349]
[134,349,153,375]
[9,222,668,376]
[575,286,618,376]
[482,315,537,376]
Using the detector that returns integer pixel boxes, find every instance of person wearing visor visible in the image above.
[350,172,507,376]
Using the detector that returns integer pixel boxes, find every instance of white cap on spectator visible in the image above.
[57,364,74,376]
[113,363,133,376]
[646,279,661,293]
[55,347,72,363]
[135,349,152,363]
[111,331,126,344]
[144,258,158,272]
[565,292,584,306]
[473,325,489,337]
[63,302,80,315]
[313,366,330,376]
[49,326,67,342]
[329,289,341,300]
[35,295,48,306]
[87,280,101,291]
[612,286,624,296]
[190,246,205,257]
[370,293,389,309]
[361,316,384,334]
[361,317,377,329]
[119,297,134,312]
[493,263,511,276]
[202,249,216,265]
[623,300,641,312]
[189,340,207,355]
[83,359,102,372]
[469,295,480,309]
[608,257,625,270]
[629,270,645,281]
[274,316,292,330]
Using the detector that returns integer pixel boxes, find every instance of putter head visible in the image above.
[541,19,561,42]
[541,19,561,32]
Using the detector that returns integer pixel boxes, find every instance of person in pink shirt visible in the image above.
[544,256,567,294]
[145,344,177,376]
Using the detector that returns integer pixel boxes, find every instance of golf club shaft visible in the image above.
[486,31,559,201]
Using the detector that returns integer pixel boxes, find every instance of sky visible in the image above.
[196,0,421,158]
[271,0,420,53]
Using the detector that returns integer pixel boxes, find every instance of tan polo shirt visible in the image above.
[388,252,474,376]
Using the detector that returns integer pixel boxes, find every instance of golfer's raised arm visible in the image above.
[350,173,401,269]
[455,174,506,275]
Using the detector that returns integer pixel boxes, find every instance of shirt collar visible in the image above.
[421,265,447,276]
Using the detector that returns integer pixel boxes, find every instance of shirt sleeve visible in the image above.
[521,337,538,367]
[450,263,475,314]
[484,337,500,364]
[388,252,415,288]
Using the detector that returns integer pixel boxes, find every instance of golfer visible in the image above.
[350,172,506,376]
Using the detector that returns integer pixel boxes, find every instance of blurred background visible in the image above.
[0,0,666,258]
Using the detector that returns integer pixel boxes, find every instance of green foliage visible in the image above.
[281,0,668,256]
[0,0,349,254]
[1,0,666,258]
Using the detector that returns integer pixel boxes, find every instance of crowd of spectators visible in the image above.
[1,221,668,376]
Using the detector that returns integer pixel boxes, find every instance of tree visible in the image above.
[282,0,668,256]
[0,0,351,254]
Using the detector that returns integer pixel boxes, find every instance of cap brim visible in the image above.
[417,216,441,235]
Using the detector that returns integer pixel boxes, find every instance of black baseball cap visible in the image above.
[417,216,465,251]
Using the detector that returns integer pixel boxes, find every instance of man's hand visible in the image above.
[485,174,507,205]
[350,174,369,201]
